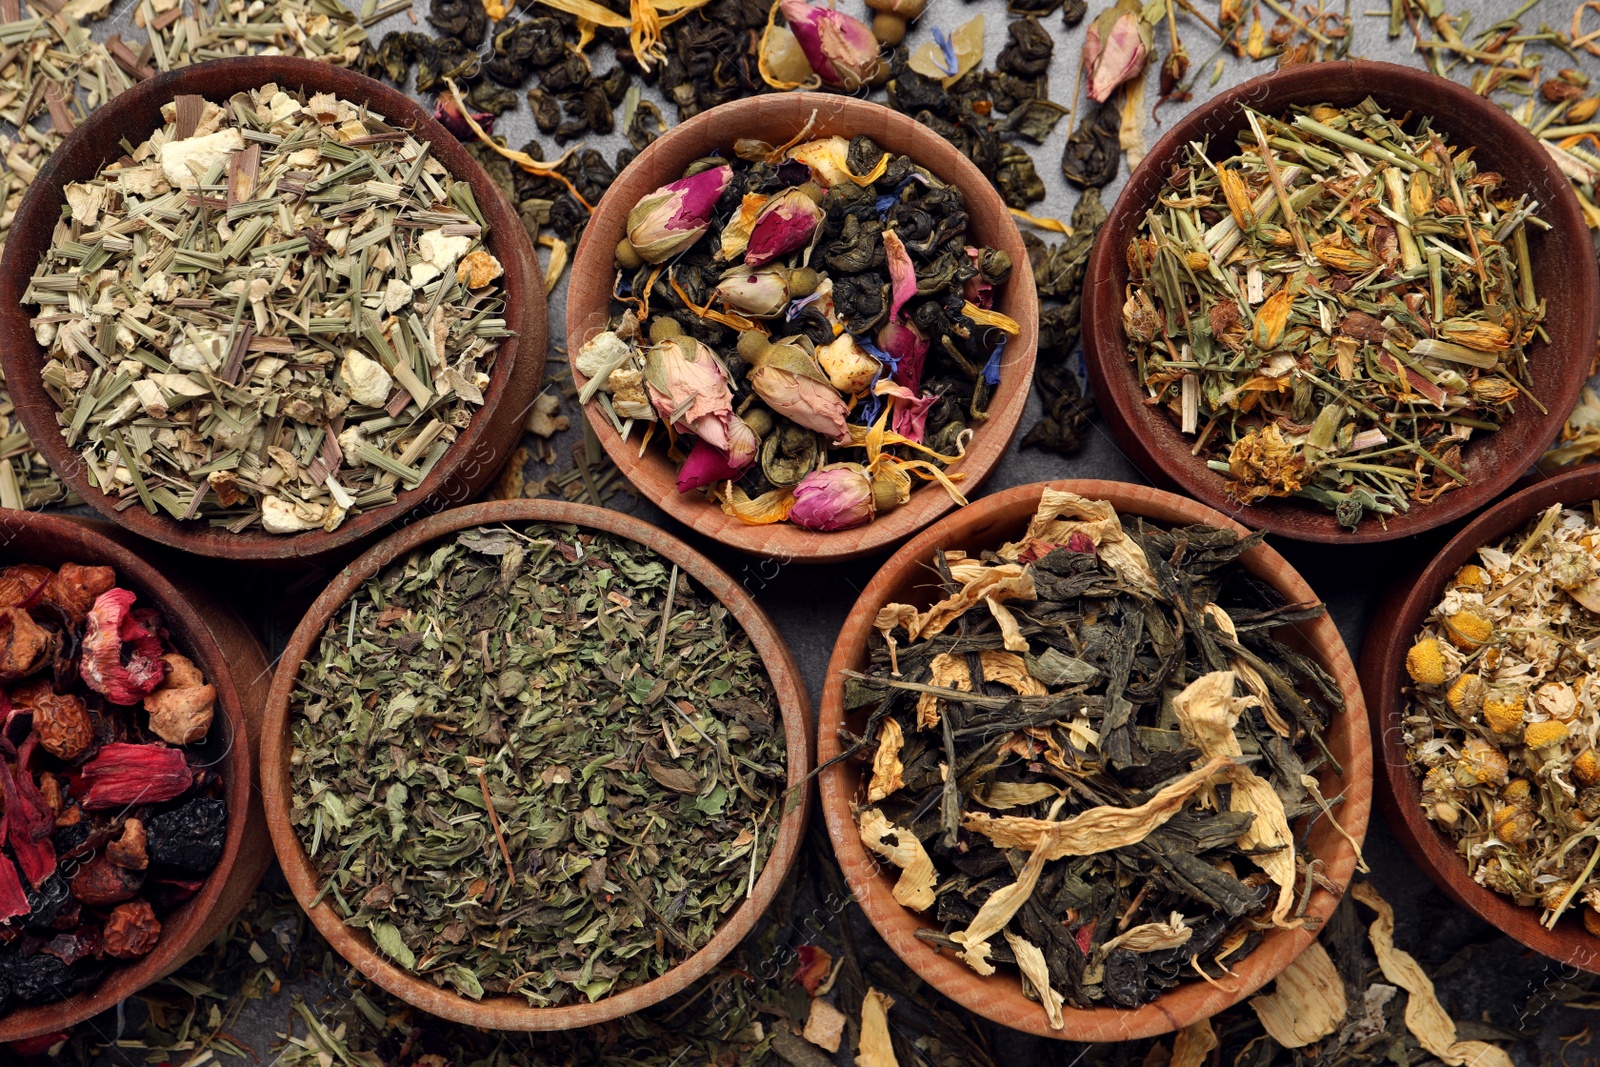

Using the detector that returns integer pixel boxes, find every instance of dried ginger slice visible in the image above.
[1171,671,1299,926]
[961,754,1230,860]
[1171,1020,1218,1067]
[1353,882,1514,1067]
[857,809,937,911]
[867,718,905,803]
[1003,930,1066,1030]
[999,490,1159,595]
[856,988,899,1067]
[1248,941,1348,1047]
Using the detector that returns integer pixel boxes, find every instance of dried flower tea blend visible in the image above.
[579,133,1019,531]
[839,491,1351,1024]
[1405,502,1600,933]
[0,560,227,1011]
[22,85,512,535]
[288,523,787,1005]
[1125,99,1546,529]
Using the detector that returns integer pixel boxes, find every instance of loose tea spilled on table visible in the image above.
[580,133,1019,531]
[840,491,1349,1024]
[288,523,787,1006]
[1125,99,1546,529]
[1405,503,1600,933]
[0,560,227,1011]
[23,85,512,535]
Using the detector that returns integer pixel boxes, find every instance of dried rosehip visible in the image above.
[75,743,192,809]
[0,566,50,611]
[0,607,49,682]
[68,854,143,907]
[33,692,92,760]
[147,797,227,873]
[107,818,148,871]
[103,900,161,959]
[46,564,115,625]
[80,589,167,704]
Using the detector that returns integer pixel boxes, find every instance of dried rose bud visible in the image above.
[70,853,144,906]
[716,265,818,318]
[790,465,875,531]
[738,332,852,444]
[433,94,493,140]
[81,588,168,704]
[104,899,162,959]
[626,165,733,264]
[779,0,884,90]
[108,818,149,871]
[35,692,93,761]
[744,186,826,269]
[1084,4,1152,103]
[0,606,49,682]
[77,743,193,810]
[144,653,216,746]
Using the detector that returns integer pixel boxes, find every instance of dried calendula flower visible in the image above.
[1407,503,1600,927]
[1406,638,1448,685]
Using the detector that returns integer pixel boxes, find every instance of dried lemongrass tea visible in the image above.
[1404,503,1600,934]
[23,85,511,534]
[1126,98,1545,529]
[838,491,1350,1024]
[578,133,1018,532]
[288,523,786,1005]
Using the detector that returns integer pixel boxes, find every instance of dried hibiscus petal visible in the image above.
[0,857,29,925]
[0,739,55,887]
[76,743,192,810]
[80,589,167,705]
[102,900,160,959]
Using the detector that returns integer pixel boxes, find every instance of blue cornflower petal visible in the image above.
[983,340,1005,386]
[931,28,959,76]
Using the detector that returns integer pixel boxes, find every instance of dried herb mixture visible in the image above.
[288,522,786,1006]
[842,491,1350,1023]
[1127,99,1545,529]
[24,84,511,534]
[1406,502,1600,932]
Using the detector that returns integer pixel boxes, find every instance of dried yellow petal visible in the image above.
[1171,1020,1219,1067]
[857,809,937,911]
[855,988,899,1067]
[1003,930,1065,1030]
[1249,941,1348,1048]
[1217,167,1256,230]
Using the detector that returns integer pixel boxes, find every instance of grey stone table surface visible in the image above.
[55,0,1600,1062]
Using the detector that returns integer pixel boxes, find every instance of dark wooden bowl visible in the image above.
[567,93,1038,564]
[0,513,272,1042]
[1082,61,1597,544]
[1360,464,1600,974]
[819,480,1372,1040]
[0,57,546,565]
[259,500,814,1029]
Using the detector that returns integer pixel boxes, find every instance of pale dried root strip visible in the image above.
[1248,941,1347,1048]
[1352,882,1514,1067]
[857,809,937,911]
[962,754,1232,861]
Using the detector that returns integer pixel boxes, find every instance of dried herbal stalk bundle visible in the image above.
[1126,99,1546,529]
[0,560,227,1013]
[23,85,512,534]
[582,133,1019,531]
[1405,503,1600,933]
[289,523,786,1006]
[843,491,1348,1023]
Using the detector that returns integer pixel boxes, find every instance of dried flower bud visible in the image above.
[644,336,756,467]
[779,0,884,91]
[626,165,733,264]
[1443,609,1493,650]
[1454,737,1509,787]
[790,465,875,531]
[744,186,826,268]
[1482,689,1525,735]
[69,853,144,906]
[433,94,493,139]
[144,653,216,746]
[716,266,795,318]
[34,692,93,761]
[1524,720,1569,749]
[677,436,755,493]
[1084,4,1152,103]
[1405,638,1447,685]
[108,818,149,871]
[1576,750,1600,786]
[103,899,162,959]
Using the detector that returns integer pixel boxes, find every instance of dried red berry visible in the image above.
[103,900,161,959]
[68,853,143,906]
[33,692,93,761]
[75,743,192,810]
[47,563,115,625]
[80,589,167,705]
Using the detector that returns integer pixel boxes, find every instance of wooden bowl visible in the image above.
[566,93,1038,564]
[1082,61,1597,544]
[0,56,546,565]
[259,499,814,1029]
[818,479,1373,1040]
[0,512,272,1042]
[1360,464,1600,974]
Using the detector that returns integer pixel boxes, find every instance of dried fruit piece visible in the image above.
[147,797,227,873]
[76,743,192,810]
[0,739,56,887]
[0,607,49,682]
[80,589,168,704]
[32,693,92,761]
[68,854,143,906]
[102,900,161,959]
[143,653,216,746]
[107,819,148,871]
[1406,639,1447,685]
